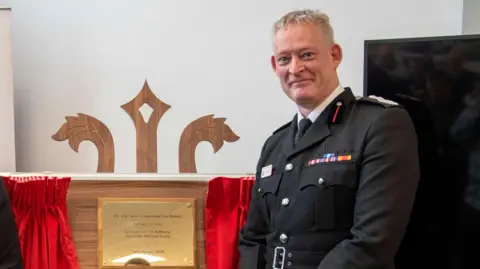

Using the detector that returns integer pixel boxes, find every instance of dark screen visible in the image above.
[365,36,480,269]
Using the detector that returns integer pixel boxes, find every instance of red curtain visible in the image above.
[2,176,80,269]
[205,176,255,269]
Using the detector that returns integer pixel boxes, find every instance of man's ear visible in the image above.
[270,55,277,72]
[331,43,343,68]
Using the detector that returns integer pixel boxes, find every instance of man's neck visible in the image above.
[298,106,314,118]
[297,84,343,118]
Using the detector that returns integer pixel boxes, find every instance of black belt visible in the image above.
[265,247,327,269]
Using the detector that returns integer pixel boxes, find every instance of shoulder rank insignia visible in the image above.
[368,95,398,105]
[356,95,399,107]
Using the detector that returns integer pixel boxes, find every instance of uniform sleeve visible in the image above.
[238,141,269,269]
[318,107,420,268]
[0,180,23,269]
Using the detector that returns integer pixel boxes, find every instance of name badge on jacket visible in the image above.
[261,164,273,178]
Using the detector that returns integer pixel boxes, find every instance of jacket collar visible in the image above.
[282,87,356,159]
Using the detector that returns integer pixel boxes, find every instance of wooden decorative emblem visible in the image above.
[121,80,171,173]
[52,80,240,173]
[179,115,240,173]
[52,113,115,172]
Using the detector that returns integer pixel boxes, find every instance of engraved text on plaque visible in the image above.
[98,198,196,268]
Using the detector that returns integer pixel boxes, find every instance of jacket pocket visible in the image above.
[257,173,282,197]
[256,173,282,230]
[299,163,357,230]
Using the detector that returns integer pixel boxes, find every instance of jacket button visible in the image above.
[279,233,288,243]
[318,177,324,185]
[281,198,290,206]
[285,163,293,171]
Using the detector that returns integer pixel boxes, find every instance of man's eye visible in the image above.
[278,57,290,64]
[302,52,313,58]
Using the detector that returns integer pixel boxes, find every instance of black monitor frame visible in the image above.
[362,34,480,97]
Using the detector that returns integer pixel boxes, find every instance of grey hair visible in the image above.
[273,9,335,44]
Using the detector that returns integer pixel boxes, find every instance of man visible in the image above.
[238,9,420,269]
[0,178,23,269]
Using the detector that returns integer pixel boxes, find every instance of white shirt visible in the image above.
[297,85,345,128]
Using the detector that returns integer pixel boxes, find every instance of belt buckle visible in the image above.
[272,246,286,269]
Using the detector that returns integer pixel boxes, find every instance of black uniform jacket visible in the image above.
[239,88,420,269]
[0,178,23,269]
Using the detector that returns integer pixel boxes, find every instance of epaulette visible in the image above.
[355,95,400,108]
[272,122,290,135]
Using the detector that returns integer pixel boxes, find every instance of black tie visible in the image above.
[295,118,312,145]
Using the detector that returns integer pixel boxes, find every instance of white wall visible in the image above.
[0,0,10,7]
[462,0,480,34]
[0,8,16,172]
[9,0,464,174]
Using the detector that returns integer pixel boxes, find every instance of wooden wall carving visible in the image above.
[52,80,240,173]
[179,115,240,173]
[67,179,208,269]
[52,113,115,172]
[121,80,171,173]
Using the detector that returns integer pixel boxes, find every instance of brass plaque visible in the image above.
[97,198,196,268]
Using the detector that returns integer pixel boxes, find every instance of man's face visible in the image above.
[271,23,342,110]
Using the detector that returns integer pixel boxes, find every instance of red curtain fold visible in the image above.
[205,176,255,269]
[2,176,80,269]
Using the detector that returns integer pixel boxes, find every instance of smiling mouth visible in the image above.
[290,79,312,85]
